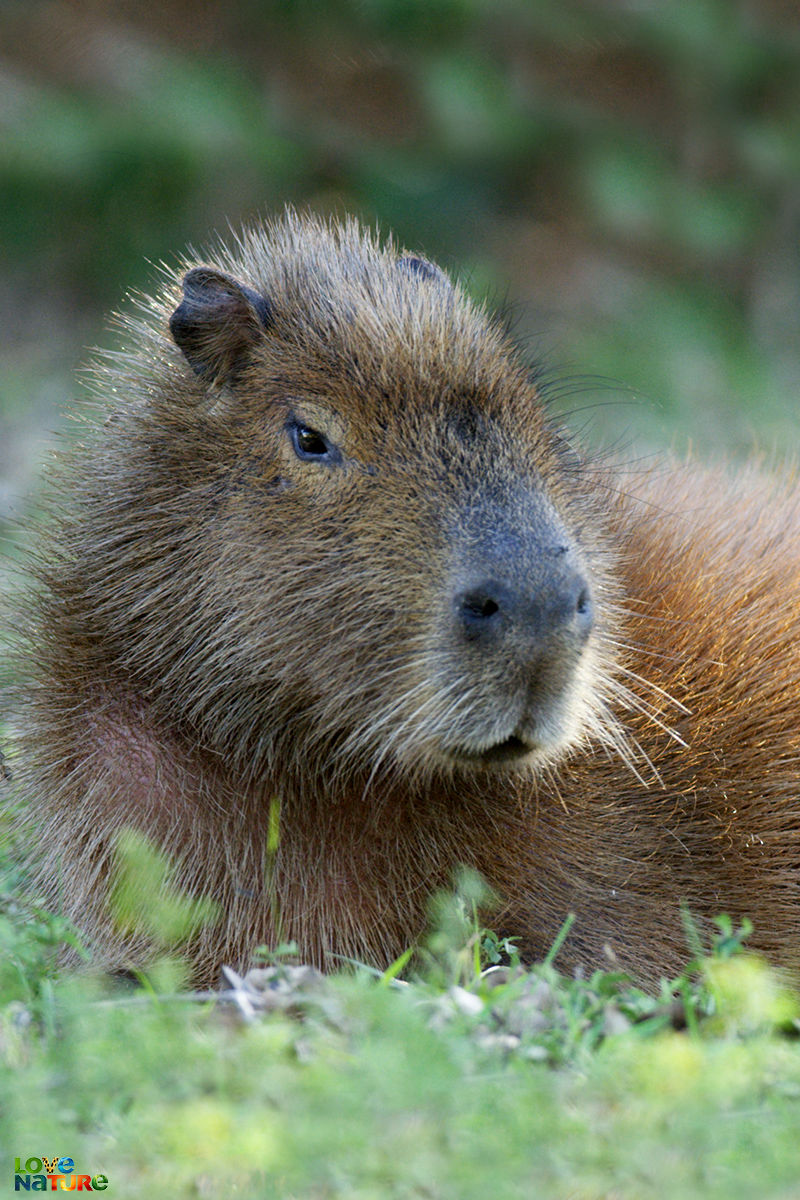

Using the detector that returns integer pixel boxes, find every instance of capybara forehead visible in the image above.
[179,211,537,425]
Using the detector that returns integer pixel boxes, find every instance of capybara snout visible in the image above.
[441,492,597,766]
[452,567,592,648]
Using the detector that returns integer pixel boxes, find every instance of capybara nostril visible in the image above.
[454,569,593,650]
[454,581,507,640]
[572,581,593,637]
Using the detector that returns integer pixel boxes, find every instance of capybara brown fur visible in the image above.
[9,211,800,986]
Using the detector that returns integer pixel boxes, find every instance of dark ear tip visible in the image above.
[180,266,215,292]
[398,254,447,283]
[182,266,210,286]
[178,267,246,305]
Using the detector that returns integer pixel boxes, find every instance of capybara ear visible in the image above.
[170,267,273,384]
[397,254,449,285]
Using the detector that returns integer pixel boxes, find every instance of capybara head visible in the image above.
[55,213,623,789]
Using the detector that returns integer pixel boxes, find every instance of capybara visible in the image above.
[8,211,800,985]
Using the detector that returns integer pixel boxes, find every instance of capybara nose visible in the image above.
[454,572,593,646]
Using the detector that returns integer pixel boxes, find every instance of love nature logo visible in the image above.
[12,1158,109,1192]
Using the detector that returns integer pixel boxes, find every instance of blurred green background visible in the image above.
[2,0,800,545]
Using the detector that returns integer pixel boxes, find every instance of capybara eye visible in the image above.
[289,422,337,462]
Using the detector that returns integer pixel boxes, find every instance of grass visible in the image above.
[2,835,800,1199]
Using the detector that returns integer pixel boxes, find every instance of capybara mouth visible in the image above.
[446,734,536,767]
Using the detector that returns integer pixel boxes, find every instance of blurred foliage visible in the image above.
[110,829,220,953]
[2,863,800,1197]
[0,0,799,499]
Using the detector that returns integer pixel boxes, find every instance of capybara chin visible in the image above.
[9,210,800,986]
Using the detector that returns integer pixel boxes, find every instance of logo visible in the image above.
[13,1158,108,1192]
